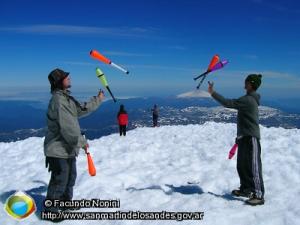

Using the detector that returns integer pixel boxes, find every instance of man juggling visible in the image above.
[208,74,265,206]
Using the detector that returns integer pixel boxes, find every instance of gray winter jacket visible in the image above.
[44,89,102,158]
[211,91,261,139]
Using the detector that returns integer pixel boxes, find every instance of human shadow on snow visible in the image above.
[207,192,244,202]
[126,184,244,202]
[126,184,204,195]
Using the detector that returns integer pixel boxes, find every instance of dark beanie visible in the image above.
[48,68,69,91]
[245,74,262,90]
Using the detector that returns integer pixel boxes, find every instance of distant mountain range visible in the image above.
[0,96,300,142]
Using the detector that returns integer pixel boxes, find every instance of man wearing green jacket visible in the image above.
[208,74,265,206]
[44,68,104,211]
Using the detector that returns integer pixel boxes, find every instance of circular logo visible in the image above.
[4,191,36,220]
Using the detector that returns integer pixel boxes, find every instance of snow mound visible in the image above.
[177,90,211,98]
[0,122,300,225]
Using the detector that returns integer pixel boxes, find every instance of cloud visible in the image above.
[220,70,300,80]
[202,69,300,90]
[0,25,156,38]
[126,64,199,72]
[248,71,300,81]
[63,61,96,66]
[103,51,152,57]
[219,70,300,89]
[177,90,210,98]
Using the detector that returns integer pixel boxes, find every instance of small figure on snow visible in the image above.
[117,104,128,136]
[151,104,159,127]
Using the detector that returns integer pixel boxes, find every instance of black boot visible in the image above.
[245,195,265,206]
[231,189,253,198]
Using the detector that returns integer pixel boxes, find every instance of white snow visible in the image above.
[1,122,300,225]
[177,90,211,98]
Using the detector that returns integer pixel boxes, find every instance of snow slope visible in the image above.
[177,90,211,98]
[0,122,300,225]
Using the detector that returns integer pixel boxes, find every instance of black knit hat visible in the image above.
[48,68,69,91]
[245,74,262,90]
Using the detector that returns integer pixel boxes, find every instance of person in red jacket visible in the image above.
[117,104,128,136]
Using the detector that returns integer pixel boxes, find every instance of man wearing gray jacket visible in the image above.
[208,74,265,206]
[44,68,104,211]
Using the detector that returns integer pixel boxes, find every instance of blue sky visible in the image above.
[0,0,299,100]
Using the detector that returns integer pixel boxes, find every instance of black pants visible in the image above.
[119,125,126,136]
[237,136,265,198]
[46,157,77,202]
[153,116,158,127]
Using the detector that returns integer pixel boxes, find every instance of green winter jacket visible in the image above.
[211,91,261,139]
[44,89,102,158]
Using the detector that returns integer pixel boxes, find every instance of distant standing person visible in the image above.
[117,104,128,136]
[152,104,159,127]
[208,74,265,206]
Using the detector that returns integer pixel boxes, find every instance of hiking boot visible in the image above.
[231,189,253,198]
[245,196,265,206]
